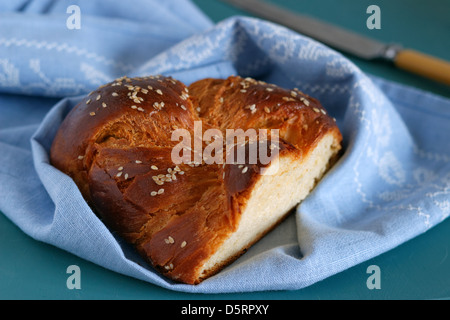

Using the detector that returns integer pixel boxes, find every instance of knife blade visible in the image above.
[221,0,450,85]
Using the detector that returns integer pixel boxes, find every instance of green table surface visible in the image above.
[1,0,449,300]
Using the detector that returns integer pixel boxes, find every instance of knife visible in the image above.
[221,0,450,86]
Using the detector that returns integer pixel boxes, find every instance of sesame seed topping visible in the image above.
[300,97,310,106]
[102,102,107,108]
[264,107,270,113]
[180,105,186,110]
[156,89,163,95]
[151,191,157,196]
[265,88,274,92]
[78,155,84,160]
[153,102,164,110]
[242,166,248,174]
[147,85,153,90]
[89,112,95,116]
[124,173,129,180]
[167,235,174,243]
[118,166,123,171]
[116,171,123,177]
[313,107,320,113]
[131,105,137,109]
[135,160,142,164]
[96,94,101,101]
[86,99,91,105]
[321,109,327,115]
[112,92,118,97]
[181,241,187,248]
[137,107,145,112]
[151,165,158,170]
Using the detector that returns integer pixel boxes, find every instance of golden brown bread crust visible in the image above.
[50,75,342,284]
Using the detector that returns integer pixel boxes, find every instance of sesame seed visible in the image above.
[179,171,184,175]
[118,166,123,171]
[124,173,129,180]
[167,235,174,243]
[137,107,145,112]
[147,85,153,90]
[116,171,123,177]
[77,155,84,160]
[131,105,137,109]
[151,165,158,170]
[242,166,248,174]
[264,107,270,113]
[181,241,187,248]
[102,102,107,108]
[240,89,247,93]
[86,99,91,105]
[151,191,157,196]
[321,109,327,115]
[96,94,101,101]
[89,112,95,116]
[135,160,142,164]
[180,105,186,110]
[196,107,201,112]
[313,107,320,113]
[112,92,118,97]
[158,188,165,195]
[156,89,163,95]
[290,90,297,97]
[301,98,310,106]
[265,88,273,92]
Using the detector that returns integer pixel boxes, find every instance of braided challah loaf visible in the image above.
[50,75,342,284]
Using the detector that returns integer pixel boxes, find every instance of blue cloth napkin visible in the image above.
[1,0,449,293]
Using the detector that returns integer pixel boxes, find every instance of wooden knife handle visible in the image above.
[394,49,450,86]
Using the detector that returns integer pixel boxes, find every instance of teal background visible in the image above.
[1,0,449,299]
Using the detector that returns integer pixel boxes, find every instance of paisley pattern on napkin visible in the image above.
[0,0,449,293]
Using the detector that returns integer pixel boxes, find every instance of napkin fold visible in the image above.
[0,0,449,293]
